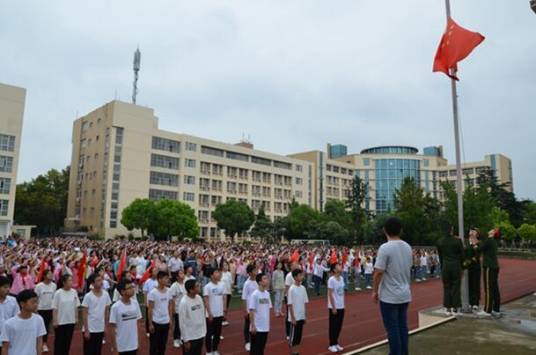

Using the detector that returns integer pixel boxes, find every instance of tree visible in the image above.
[517,224,536,245]
[14,167,70,235]
[150,199,199,241]
[521,201,536,225]
[212,200,255,239]
[316,221,350,246]
[345,176,369,243]
[121,198,156,237]
[286,204,321,240]
[250,207,273,241]
[393,177,431,245]
[496,221,516,246]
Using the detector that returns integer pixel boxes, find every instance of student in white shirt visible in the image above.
[147,271,173,355]
[109,279,142,355]
[35,270,56,353]
[364,258,374,289]
[0,276,19,354]
[52,274,80,355]
[287,269,309,355]
[81,273,112,355]
[284,262,300,339]
[179,279,206,355]
[241,264,258,352]
[248,273,272,355]
[221,262,233,326]
[168,251,183,282]
[169,270,186,348]
[203,268,226,355]
[0,289,46,355]
[327,263,345,353]
[142,268,158,337]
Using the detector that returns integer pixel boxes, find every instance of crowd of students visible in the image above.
[0,221,432,355]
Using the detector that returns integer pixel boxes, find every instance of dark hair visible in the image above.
[384,217,402,237]
[117,279,133,294]
[16,289,37,306]
[87,273,101,285]
[255,272,265,283]
[157,271,169,280]
[58,274,72,289]
[185,279,197,292]
[207,268,219,278]
[292,268,303,279]
[246,264,256,274]
[0,276,9,288]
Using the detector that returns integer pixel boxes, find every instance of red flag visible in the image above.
[330,249,338,265]
[291,250,300,263]
[140,260,155,285]
[35,260,48,283]
[342,251,348,265]
[433,17,485,80]
[117,248,127,282]
[77,253,87,288]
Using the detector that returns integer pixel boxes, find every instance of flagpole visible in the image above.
[444,0,470,313]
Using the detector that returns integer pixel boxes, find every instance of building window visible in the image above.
[201,146,224,157]
[296,164,303,172]
[0,199,8,216]
[0,156,13,173]
[251,156,271,166]
[0,134,15,152]
[273,161,292,170]
[0,178,10,194]
[150,171,179,186]
[295,177,303,185]
[184,175,195,184]
[110,220,117,228]
[363,158,370,166]
[226,151,249,162]
[115,127,124,145]
[423,159,430,167]
[151,154,179,170]
[149,189,178,200]
[185,142,197,151]
[184,159,196,168]
[183,192,195,201]
[152,136,180,153]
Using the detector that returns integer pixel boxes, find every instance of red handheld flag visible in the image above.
[291,250,300,263]
[330,249,338,265]
[433,17,485,80]
[140,260,155,285]
[117,248,127,282]
[35,260,48,283]
[77,253,87,289]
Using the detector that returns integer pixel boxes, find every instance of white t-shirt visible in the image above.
[203,281,226,318]
[287,284,309,322]
[135,257,147,277]
[179,295,206,342]
[169,281,186,314]
[143,279,158,304]
[35,282,57,310]
[285,272,294,289]
[364,262,374,274]
[52,288,80,325]
[0,313,46,355]
[327,276,345,309]
[248,289,272,332]
[241,279,258,306]
[109,299,142,352]
[147,287,172,324]
[168,257,183,273]
[0,296,20,341]
[221,272,233,295]
[82,290,112,332]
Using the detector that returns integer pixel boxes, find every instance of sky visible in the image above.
[1,0,535,199]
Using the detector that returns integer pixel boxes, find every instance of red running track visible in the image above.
[62,258,536,355]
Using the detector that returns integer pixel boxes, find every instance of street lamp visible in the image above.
[531,0,536,14]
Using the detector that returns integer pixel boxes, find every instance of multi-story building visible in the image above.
[292,144,512,214]
[65,100,312,239]
[0,83,25,237]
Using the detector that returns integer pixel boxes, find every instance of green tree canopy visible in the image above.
[517,224,536,243]
[345,176,369,243]
[120,198,156,237]
[286,203,321,240]
[250,207,273,240]
[150,199,199,240]
[14,167,70,235]
[212,200,255,239]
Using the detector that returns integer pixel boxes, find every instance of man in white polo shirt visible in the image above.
[81,273,112,355]
[147,271,173,355]
[203,268,226,355]
[248,273,272,355]
[109,279,142,355]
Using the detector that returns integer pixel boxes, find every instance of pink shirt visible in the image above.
[10,267,35,295]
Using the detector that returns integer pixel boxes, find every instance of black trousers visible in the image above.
[441,265,461,309]
[173,313,181,340]
[483,267,500,313]
[329,309,345,346]
[83,332,104,355]
[243,314,251,344]
[284,296,290,337]
[468,266,481,307]
[149,322,169,355]
[119,351,137,355]
[206,316,224,352]
[38,309,53,343]
[250,331,269,355]
[54,323,75,355]
[183,337,203,355]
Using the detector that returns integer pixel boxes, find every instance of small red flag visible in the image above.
[291,250,300,263]
[77,253,87,289]
[342,251,348,265]
[433,17,485,80]
[35,260,48,283]
[330,249,338,265]
[140,260,155,285]
[117,248,127,282]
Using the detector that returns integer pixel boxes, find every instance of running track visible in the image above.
[63,258,535,354]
